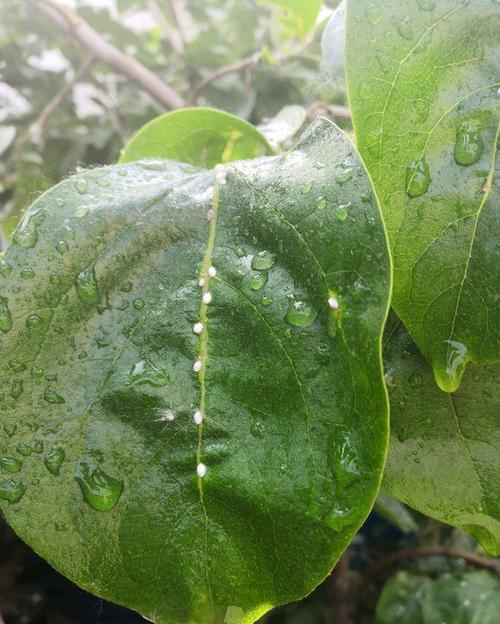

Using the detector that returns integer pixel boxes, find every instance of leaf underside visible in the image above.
[0,120,390,623]
[345,0,500,391]
[383,317,500,555]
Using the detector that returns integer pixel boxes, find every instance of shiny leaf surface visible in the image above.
[0,120,390,623]
[344,0,500,391]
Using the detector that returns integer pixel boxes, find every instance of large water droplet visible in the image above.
[133,298,145,310]
[3,422,17,437]
[9,359,27,373]
[44,447,65,476]
[249,271,268,291]
[56,240,69,255]
[10,380,23,399]
[130,358,170,387]
[0,259,12,277]
[454,121,484,166]
[76,179,88,194]
[0,479,26,504]
[336,170,353,185]
[286,299,318,328]
[406,157,431,197]
[44,388,65,404]
[409,371,423,388]
[74,456,123,512]
[0,297,13,333]
[251,251,276,271]
[75,266,100,305]
[26,314,44,330]
[250,420,265,438]
[13,214,39,248]
[21,268,35,280]
[0,456,23,474]
[16,443,32,457]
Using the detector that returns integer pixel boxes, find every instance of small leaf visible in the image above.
[257,105,307,149]
[383,318,500,555]
[0,120,391,623]
[344,0,500,391]
[119,107,273,169]
[262,0,323,39]
[374,491,418,535]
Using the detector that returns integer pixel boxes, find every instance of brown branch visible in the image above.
[327,552,355,624]
[167,0,187,51]
[188,51,262,104]
[307,101,351,121]
[23,55,94,150]
[29,0,184,110]
[365,546,500,579]
[148,0,185,54]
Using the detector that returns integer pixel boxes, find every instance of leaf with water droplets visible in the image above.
[0,120,390,623]
[343,0,500,391]
[383,317,500,555]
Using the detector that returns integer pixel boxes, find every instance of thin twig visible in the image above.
[188,51,262,104]
[20,55,94,150]
[327,552,354,624]
[148,0,184,54]
[307,101,351,121]
[29,0,184,109]
[365,546,500,579]
[167,0,187,51]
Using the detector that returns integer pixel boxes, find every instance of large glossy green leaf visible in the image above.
[0,120,391,623]
[383,318,500,555]
[344,0,500,392]
[120,107,273,168]
[376,570,500,624]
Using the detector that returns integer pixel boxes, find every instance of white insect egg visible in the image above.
[193,322,204,335]
[215,164,227,185]
[193,360,203,372]
[160,410,175,422]
[202,292,213,305]
[197,463,207,478]
[208,266,217,278]
[206,209,214,221]
[193,410,203,425]
[328,296,340,310]
[199,278,206,287]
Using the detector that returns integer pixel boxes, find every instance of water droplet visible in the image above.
[130,358,170,387]
[75,266,100,305]
[10,380,23,399]
[16,443,32,457]
[120,281,133,293]
[74,206,89,218]
[13,214,39,248]
[33,440,43,454]
[75,179,88,194]
[249,271,268,291]
[3,423,17,437]
[116,300,129,311]
[0,297,13,333]
[301,182,312,194]
[286,298,318,328]
[406,157,431,197]
[251,251,276,271]
[316,197,327,210]
[335,203,351,222]
[235,247,246,258]
[409,371,423,388]
[9,359,27,373]
[75,456,123,512]
[44,447,65,476]
[26,314,44,330]
[0,456,23,474]
[336,170,353,185]
[250,420,265,438]
[454,121,484,166]
[21,268,35,279]
[31,366,45,378]
[0,479,26,504]
[133,298,145,310]
[55,198,65,207]
[261,296,273,306]
[0,259,12,277]
[397,16,413,39]
[56,240,69,255]
[44,388,65,404]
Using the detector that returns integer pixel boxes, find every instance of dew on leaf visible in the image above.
[75,266,100,305]
[301,182,312,194]
[406,157,431,197]
[74,206,89,218]
[16,443,32,457]
[75,179,88,194]
[250,420,265,438]
[409,371,423,388]
[286,299,318,328]
[75,456,123,512]
[249,271,268,291]
[55,198,65,207]
[316,197,327,210]
[0,479,26,504]
[336,203,351,222]
[133,298,145,310]
[0,297,13,333]
[44,388,65,404]
[33,441,44,454]
[261,296,273,306]
[130,358,170,387]
[336,170,353,185]
[454,121,484,166]
[50,272,62,286]
[0,456,23,474]
[13,215,38,248]
[397,16,413,39]
[26,314,44,330]
[3,423,17,437]
[31,366,45,378]
[44,447,65,476]
[251,251,276,271]
[56,240,69,254]
[120,281,133,293]
[0,259,12,277]
[21,268,35,279]
[9,359,27,373]
[10,380,23,399]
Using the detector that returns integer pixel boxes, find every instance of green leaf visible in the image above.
[383,318,500,555]
[257,105,307,149]
[0,120,391,623]
[344,0,500,391]
[374,491,418,535]
[262,0,323,39]
[376,570,500,624]
[119,107,274,169]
